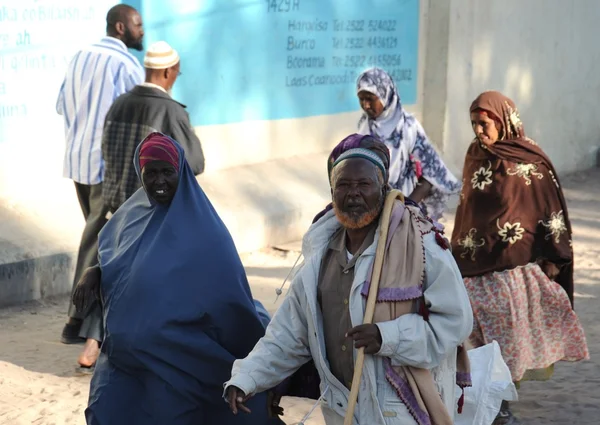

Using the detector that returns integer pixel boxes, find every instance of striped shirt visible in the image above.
[56,37,145,185]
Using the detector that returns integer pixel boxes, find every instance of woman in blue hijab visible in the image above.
[73,132,283,425]
[356,67,461,220]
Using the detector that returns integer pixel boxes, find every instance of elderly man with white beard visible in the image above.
[225,134,473,425]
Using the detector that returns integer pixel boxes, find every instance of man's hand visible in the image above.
[267,390,284,418]
[73,266,101,314]
[226,386,252,415]
[347,324,382,354]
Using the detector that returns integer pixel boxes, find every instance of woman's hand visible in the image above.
[407,177,433,204]
[73,266,101,313]
[540,261,560,281]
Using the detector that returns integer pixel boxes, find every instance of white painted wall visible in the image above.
[0,2,116,263]
[437,0,600,175]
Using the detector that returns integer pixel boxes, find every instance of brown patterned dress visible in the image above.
[450,91,589,382]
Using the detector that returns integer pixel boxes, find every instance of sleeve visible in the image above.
[112,64,128,98]
[100,105,115,170]
[169,110,205,175]
[375,233,473,368]
[411,121,461,194]
[224,276,312,397]
[252,299,271,329]
[112,62,143,100]
[56,80,65,115]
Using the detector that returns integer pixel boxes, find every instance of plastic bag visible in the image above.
[454,341,518,425]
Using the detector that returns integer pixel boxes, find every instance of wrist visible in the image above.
[375,324,383,346]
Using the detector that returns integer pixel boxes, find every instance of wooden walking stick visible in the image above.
[344,190,404,425]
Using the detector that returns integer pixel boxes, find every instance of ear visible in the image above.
[115,21,126,35]
[378,185,386,203]
[163,68,170,79]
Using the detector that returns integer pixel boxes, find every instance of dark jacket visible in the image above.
[101,85,205,212]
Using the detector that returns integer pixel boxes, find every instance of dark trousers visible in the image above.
[69,182,109,341]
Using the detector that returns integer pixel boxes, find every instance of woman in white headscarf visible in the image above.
[356,67,460,220]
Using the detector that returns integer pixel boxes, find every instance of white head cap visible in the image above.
[144,41,180,69]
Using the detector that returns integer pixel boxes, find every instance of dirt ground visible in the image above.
[0,169,598,425]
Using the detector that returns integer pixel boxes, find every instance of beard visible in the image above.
[124,28,143,51]
[333,195,384,230]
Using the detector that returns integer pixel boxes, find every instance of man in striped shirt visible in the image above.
[56,4,145,345]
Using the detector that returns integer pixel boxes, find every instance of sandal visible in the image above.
[75,364,95,376]
[493,405,521,425]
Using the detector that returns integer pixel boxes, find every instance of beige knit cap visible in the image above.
[144,41,180,69]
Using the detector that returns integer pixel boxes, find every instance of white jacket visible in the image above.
[226,210,473,424]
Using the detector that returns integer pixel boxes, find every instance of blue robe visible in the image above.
[86,134,282,425]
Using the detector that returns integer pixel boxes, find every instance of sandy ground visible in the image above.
[0,169,599,425]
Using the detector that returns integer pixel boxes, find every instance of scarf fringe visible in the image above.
[383,359,432,425]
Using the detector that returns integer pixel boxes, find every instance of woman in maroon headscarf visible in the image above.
[451,91,589,424]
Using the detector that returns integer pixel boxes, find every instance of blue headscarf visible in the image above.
[86,133,282,425]
[357,67,461,220]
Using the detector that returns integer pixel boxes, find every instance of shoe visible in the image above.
[493,408,521,425]
[75,364,95,376]
[61,322,86,344]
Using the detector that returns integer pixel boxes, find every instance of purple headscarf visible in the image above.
[314,133,391,223]
[327,134,390,179]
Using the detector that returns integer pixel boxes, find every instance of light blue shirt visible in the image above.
[56,37,144,185]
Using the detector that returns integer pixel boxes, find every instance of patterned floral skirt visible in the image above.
[464,262,589,382]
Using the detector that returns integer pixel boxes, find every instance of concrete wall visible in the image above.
[0,0,427,305]
[137,0,424,172]
[1,0,599,306]
[433,0,600,174]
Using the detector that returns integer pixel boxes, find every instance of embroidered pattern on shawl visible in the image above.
[450,91,575,305]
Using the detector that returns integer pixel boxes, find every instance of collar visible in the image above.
[328,225,377,272]
[130,85,187,108]
[100,36,128,51]
[141,82,169,94]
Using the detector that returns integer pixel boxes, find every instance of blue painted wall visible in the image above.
[0,0,419,145]
[140,0,420,126]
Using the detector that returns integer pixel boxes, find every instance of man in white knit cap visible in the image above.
[102,40,205,214]
[73,40,205,372]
